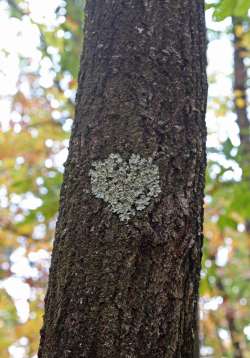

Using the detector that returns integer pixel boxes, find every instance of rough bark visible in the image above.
[38,1,207,357]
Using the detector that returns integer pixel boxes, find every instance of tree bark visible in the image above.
[38,1,207,357]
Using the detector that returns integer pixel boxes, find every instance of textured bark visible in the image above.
[38,1,207,357]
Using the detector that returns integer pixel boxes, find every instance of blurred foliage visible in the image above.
[207,0,250,20]
[0,0,249,357]
[0,1,83,356]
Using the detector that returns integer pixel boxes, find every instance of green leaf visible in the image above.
[234,0,250,16]
[212,0,250,20]
[218,214,237,230]
[213,0,235,21]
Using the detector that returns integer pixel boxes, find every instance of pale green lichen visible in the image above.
[89,153,161,221]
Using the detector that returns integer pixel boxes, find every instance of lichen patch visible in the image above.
[89,153,161,222]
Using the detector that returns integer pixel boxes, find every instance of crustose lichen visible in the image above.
[89,153,161,221]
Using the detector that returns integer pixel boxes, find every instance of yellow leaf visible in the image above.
[235,25,244,38]
[235,98,246,109]
[234,90,243,98]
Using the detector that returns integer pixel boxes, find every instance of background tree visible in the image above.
[0,1,82,356]
[201,1,250,356]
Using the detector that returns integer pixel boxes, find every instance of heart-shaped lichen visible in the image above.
[89,153,161,221]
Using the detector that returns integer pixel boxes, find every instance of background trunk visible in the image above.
[38,1,207,357]
[230,17,250,358]
[233,18,250,164]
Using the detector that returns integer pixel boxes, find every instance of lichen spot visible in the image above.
[89,153,161,222]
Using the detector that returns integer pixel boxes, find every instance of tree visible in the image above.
[0,1,82,355]
[38,0,207,356]
[200,3,250,354]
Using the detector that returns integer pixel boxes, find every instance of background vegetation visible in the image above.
[0,0,249,357]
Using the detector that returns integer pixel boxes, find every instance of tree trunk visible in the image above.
[233,18,250,163]
[38,1,207,357]
[231,17,249,358]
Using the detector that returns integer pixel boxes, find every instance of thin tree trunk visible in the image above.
[233,17,250,234]
[230,17,250,358]
[38,1,207,357]
[233,18,250,163]
[216,277,243,358]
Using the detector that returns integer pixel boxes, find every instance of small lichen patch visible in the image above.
[89,153,161,222]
